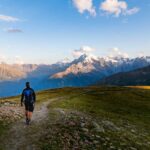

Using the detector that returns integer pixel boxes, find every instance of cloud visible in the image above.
[0,54,7,63]
[0,54,24,64]
[72,46,95,58]
[100,0,139,17]
[138,51,145,57]
[14,56,24,64]
[5,28,23,33]
[0,14,20,22]
[108,47,129,58]
[124,7,140,16]
[72,0,96,16]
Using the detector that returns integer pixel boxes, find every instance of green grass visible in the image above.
[1,86,150,129]
[1,86,150,149]
[45,86,150,149]
[49,87,150,129]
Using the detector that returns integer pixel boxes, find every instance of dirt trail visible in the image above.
[3,100,51,150]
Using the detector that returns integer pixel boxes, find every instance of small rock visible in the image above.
[131,129,136,133]
[105,137,110,141]
[110,146,116,149]
[80,123,85,127]
[93,140,99,144]
[82,128,89,132]
[69,121,76,126]
[60,110,65,115]
[92,121,105,133]
[130,147,137,150]
[102,120,120,131]
[95,135,100,139]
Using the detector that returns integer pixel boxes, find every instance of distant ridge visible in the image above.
[0,63,26,81]
[96,65,150,86]
[1,54,150,97]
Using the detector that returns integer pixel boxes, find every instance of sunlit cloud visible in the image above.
[0,14,20,22]
[108,47,129,58]
[0,54,24,64]
[72,0,96,16]
[100,0,139,17]
[14,56,24,64]
[72,46,95,58]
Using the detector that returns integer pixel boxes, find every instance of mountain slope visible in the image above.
[96,65,150,86]
[0,63,26,81]
[49,55,150,87]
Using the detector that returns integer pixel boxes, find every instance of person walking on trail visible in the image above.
[21,82,36,125]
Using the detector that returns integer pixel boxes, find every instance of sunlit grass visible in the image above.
[128,86,150,90]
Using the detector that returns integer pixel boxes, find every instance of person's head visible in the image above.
[26,82,30,88]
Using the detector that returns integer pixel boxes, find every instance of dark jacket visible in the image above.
[21,87,36,104]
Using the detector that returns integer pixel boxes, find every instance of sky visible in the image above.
[0,0,150,64]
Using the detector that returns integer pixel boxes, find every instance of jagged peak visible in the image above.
[73,53,99,64]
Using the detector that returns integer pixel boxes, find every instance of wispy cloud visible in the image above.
[72,0,96,16]
[5,28,23,33]
[0,54,24,64]
[0,54,6,63]
[14,56,24,64]
[108,47,129,58]
[0,14,20,22]
[100,0,139,17]
[124,7,140,16]
[72,46,95,58]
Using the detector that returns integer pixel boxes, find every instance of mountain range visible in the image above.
[0,54,150,97]
[96,65,150,86]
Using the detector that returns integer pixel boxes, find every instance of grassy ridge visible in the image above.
[49,87,150,128]
[1,86,150,149]
[43,87,150,149]
[1,86,150,129]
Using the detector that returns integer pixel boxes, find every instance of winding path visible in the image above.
[3,101,51,150]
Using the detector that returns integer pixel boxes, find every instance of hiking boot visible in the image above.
[26,118,29,125]
[28,119,31,125]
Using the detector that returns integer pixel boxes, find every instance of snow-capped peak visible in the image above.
[103,56,130,64]
[84,54,99,62]
[73,53,99,64]
[103,56,118,63]
[138,56,150,63]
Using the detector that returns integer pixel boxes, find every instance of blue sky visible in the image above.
[0,0,150,64]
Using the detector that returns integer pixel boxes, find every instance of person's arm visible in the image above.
[32,89,36,103]
[21,90,24,106]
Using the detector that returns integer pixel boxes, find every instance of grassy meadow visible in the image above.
[0,86,150,149]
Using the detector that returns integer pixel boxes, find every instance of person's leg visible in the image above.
[25,110,28,119]
[25,104,29,123]
[25,111,31,125]
[28,104,34,123]
[28,112,33,121]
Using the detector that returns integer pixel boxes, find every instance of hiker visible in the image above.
[21,82,36,125]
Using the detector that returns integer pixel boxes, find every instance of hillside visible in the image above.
[96,65,150,86]
[0,63,26,81]
[0,87,150,150]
